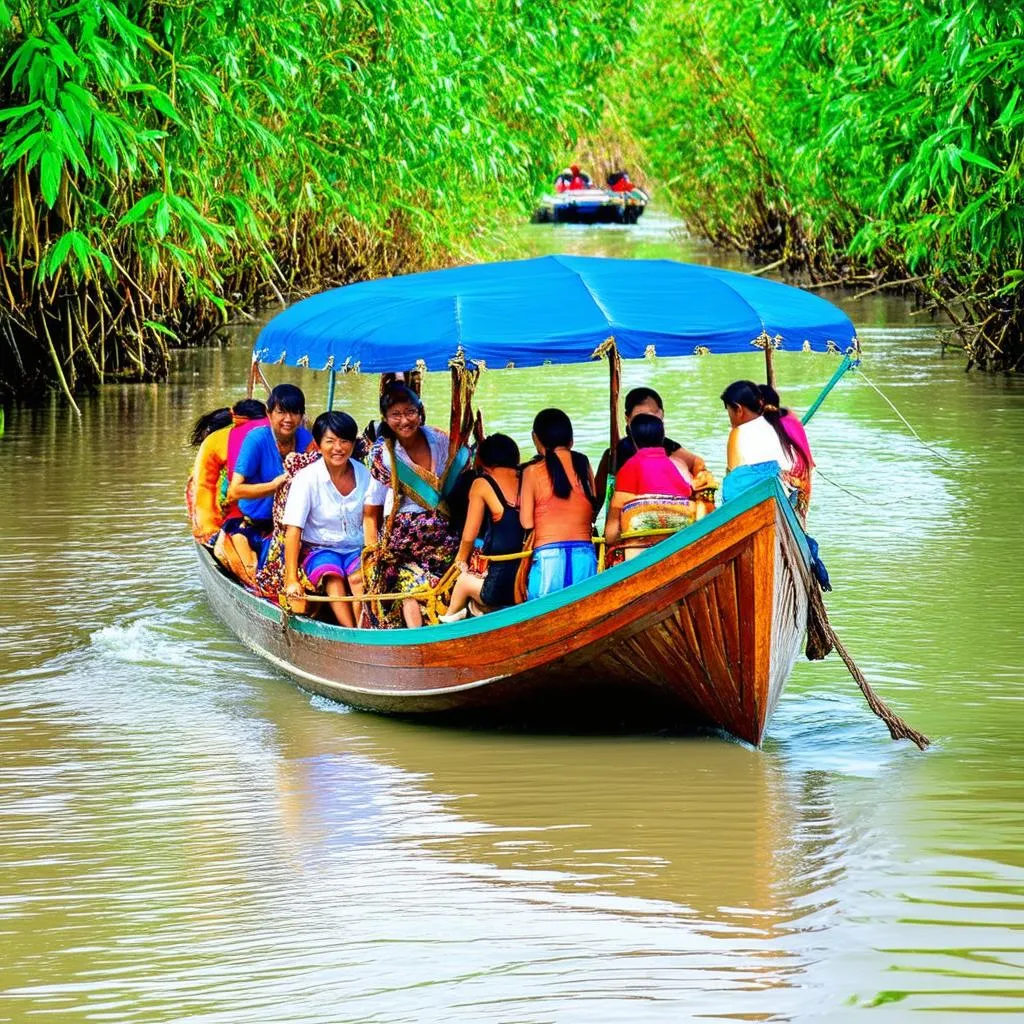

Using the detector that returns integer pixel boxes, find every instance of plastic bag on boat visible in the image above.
[806,535,832,592]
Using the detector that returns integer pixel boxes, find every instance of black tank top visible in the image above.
[480,474,524,556]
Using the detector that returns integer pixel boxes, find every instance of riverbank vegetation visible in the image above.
[622,0,1024,371]
[0,0,636,403]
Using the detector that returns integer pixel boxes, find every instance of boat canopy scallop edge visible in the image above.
[253,254,858,373]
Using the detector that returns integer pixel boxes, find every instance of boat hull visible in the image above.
[195,477,810,745]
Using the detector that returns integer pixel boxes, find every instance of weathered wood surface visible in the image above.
[195,478,810,745]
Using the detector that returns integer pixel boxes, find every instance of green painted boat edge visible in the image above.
[198,475,808,648]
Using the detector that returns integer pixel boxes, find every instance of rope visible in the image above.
[806,584,931,749]
[815,468,871,505]
[854,366,956,465]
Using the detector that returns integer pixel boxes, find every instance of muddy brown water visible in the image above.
[1,209,1022,1021]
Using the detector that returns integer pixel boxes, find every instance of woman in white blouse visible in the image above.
[282,410,370,626]
[721,379,795,474]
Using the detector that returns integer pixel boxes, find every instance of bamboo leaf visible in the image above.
[39,147,63,207]
[958,148,1002,173]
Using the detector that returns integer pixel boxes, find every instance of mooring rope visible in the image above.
[854,366,956,465]
[805,583,931,749]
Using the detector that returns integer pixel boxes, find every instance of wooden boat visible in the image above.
[196,475,810,746]
[198,256,856,746]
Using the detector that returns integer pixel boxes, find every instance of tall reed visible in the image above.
[0,0,635,402]
[620,0,1024,371]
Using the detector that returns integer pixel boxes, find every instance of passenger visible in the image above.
[363,384,460,628]
[556,164,591,191]
[721,379,802,508]
[189,407,232,447]
[281,411,370,628]
[595,386,709,503]
[520,408,598,600]
[568,164,591,190]
[439,434,524,623]
[222,383,314,580]
[187,399,267,543]
[758,384,815,522]
[604,414,695,557]
[606,169,635,193]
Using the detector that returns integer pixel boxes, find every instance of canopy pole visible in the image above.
[325,370,336,411]
[764,346,777,390]
[607,340,621,472]
[802,354,857,425]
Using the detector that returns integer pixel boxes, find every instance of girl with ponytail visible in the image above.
[519,409,599,599]
[758,384,815,522]
[720,380,793,474]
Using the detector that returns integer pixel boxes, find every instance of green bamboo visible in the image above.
[617,0,1024,372]
[0,0,639,400]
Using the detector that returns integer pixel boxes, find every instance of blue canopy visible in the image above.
[253,255,857,372]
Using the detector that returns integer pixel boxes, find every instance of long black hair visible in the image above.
[721,379,799,464]
[188,407,232,447]
[758,384,810,466]
[378,384,425,441]
[532,408,593,502]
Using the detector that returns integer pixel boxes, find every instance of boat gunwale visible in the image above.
[197,475,808,649]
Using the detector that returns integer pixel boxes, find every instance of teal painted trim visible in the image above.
[802,355,857,425]
[224,474,804,647]
[325,371,336,411]
[394,457,443,508]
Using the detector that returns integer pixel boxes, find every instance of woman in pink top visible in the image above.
[759,384,815,523]
[604,414,693,552]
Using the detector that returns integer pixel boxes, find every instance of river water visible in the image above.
[1,210,1023,1022]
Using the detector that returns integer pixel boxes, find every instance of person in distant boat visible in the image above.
[222,384,314,581]
[363,384,461,628]
[595,386,709,505]
[440,433,525,622]
[187,398,268,544]
[520,408,598,600]
[281,411,370,627]
[606,169,636,193]
[604,414,696,557]
[555,164,592,192]
[758,383,815,522]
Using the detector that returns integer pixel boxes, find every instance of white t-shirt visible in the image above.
[734,417,793,471]
[282,457,370,549]
[365,426,450,514]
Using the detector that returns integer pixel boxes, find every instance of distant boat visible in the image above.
[533,187,649,225]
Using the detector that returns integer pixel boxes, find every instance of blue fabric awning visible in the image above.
[253,255,857,372]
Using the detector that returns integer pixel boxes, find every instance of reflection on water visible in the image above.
[1,208,1024,1020]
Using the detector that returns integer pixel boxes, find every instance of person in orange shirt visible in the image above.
[519,408,599,599]
[186,399,268,543]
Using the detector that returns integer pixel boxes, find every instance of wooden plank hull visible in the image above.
[195,477,810,745]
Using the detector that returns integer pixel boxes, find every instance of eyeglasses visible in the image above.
[385,408,420,422]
